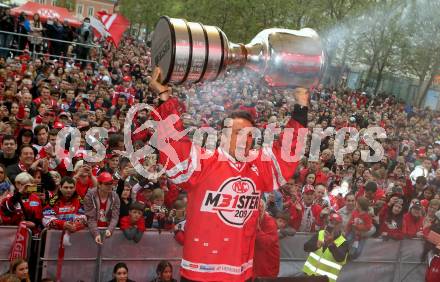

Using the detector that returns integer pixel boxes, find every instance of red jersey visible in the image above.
[75,177,94,199]
[346,210,373,233]
[112,85,135,106]
[0,193,43,232]
[42,194,86,231]
[253,213,279,278]
[153,98,305,282]
[402,213,424,238]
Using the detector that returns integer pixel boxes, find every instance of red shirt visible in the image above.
[75,177,94,199]
[355,187,386,205]
[97,197,108,228]
[346,210,373,233]
[253,213,279,278]
[119,215,146,232]
[153,97,304,282]
[402,213,424,238]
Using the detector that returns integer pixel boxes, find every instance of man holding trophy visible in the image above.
[148,17,326,282]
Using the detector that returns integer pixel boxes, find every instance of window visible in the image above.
[87,7,94,17]
[77,4,83,16]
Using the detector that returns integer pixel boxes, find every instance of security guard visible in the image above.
[303,213,349,282]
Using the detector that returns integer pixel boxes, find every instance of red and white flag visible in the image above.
[97,11,130,47]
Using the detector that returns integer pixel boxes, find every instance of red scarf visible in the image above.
[9,221,30,261]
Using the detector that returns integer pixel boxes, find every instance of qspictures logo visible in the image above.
[200,177,260,227]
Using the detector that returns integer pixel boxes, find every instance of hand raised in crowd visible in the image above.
[149,67,170,100]
[316,240,323,249]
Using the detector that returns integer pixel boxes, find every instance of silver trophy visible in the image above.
[151,16,326,88]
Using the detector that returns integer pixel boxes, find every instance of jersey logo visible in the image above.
[201,177,260,227]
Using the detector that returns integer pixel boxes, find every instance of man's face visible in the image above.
[423,159,432,170]
[225,118,253,160]
[303,192,314,204]
[60,182,76,199]
[365,190,375,200]
[309,161,319,172]
[2,139,17,155]
[99,181,113,194]
[345,195,356,210]
[23,93,32,104]
[41,88,50,99]
[20,147,35,165]
[49,134,57,147]
[315,186,325,200]
[428,204,440,217]
[37,128,48,145]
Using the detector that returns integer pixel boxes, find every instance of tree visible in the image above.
[398,0,440,106]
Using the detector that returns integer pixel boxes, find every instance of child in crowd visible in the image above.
[119,202,145,243]
[345,197,375,259]
[145,188,169,229]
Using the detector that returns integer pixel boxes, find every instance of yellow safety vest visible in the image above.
[303,230,347,282]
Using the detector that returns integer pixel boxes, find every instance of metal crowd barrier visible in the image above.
[35,230,426,282]
[37,229,181,282]
[279,233,426,282]
[0,226,32,275]
[0,30,102,64]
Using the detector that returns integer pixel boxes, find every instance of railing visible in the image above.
[32,229,427,282]
[0,30,102,64]
[0,226,428,281]
[0,226,32,275]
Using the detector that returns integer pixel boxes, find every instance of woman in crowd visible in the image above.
[29,13,43,55]
[379,197,405,240]
[149,261,177,282]
[108,262,136,282]
[8,259,30,282]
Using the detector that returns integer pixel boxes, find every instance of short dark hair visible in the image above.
[60,176,75,186]
[18,144,35,156]
[365,181,378,193]
[416,176,427,185]
[34,124,48,135]
[2,135,16,144]
[228,110,255,125]
[129,202,145,212]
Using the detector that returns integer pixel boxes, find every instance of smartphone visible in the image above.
[26,184,38,193]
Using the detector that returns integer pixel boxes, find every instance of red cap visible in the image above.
[53,121,64,129]
[97,172,113,183]
[123,76,132,82]
[421,199,429,210]
[303,184,315,194]
[329,213,343,223]
[417,147,426,157]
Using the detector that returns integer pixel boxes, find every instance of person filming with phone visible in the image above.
[303,213,349,282]
[0,172,43,233]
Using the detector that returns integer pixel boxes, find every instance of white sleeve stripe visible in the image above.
[271,167,280,190]
[170,145,198,184]
[166,159,189,178]
[263,147,287,186]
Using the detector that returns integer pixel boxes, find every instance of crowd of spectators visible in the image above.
[1,6,440,281]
